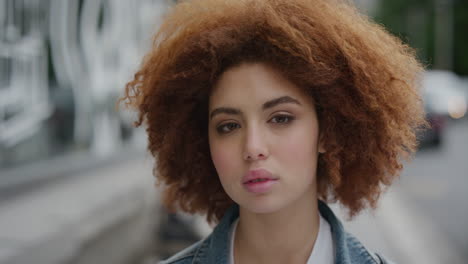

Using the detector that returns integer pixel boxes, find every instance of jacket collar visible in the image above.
[317,200,379,264]
[192,200,378,264]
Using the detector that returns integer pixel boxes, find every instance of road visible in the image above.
[400,118,468,257]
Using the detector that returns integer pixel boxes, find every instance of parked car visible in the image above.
[418,102,446,147]
[422,70,467,120]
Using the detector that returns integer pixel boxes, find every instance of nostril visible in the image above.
[244,149,269,161]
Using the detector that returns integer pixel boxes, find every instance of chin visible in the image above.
[238,196,287,215]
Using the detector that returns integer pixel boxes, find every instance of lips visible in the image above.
[242,169,277,184]
[242,169,278,194]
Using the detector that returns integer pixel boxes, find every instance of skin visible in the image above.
[208,62,326,264]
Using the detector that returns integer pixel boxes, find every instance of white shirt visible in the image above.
[228,212,335,264]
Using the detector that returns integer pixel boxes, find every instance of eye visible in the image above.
[270,115,295,124]
[216,122,240,134]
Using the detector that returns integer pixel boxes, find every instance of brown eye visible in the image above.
[216,122,240,134]
[270,115,295,124]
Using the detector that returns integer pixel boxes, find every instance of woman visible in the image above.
[121,0,427,263]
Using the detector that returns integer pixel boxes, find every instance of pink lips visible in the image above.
[242,169,278,194]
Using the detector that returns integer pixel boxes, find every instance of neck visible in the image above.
[234,190,320,264]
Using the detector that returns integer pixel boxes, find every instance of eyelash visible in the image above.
[216,115,295,134]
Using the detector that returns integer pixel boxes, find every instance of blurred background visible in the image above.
[0,0,466,263]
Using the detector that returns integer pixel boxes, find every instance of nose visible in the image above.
[243,124,269,161]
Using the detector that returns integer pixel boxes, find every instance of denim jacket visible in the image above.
[158,200,395,264]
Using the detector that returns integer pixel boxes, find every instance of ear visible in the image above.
[318,131,326,154]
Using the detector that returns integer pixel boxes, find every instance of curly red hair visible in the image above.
[120,0,427,224]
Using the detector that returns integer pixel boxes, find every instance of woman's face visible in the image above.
[208,62,324,214]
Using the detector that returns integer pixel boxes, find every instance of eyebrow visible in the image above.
[209,96,301,120]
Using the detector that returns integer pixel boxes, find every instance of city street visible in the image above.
[400,118,468,257]
[1,1,467,263]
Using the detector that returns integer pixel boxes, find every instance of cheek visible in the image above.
[275,125,319,173]
[278,140,314,166]
[209,140,239,181]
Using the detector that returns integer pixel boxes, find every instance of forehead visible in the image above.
[209,62,307,107]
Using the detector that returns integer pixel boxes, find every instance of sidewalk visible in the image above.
[0,153,159,264]
[329,183,465,264]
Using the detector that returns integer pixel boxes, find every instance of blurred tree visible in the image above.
[452,0,468,76]
[375,0,468,76]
